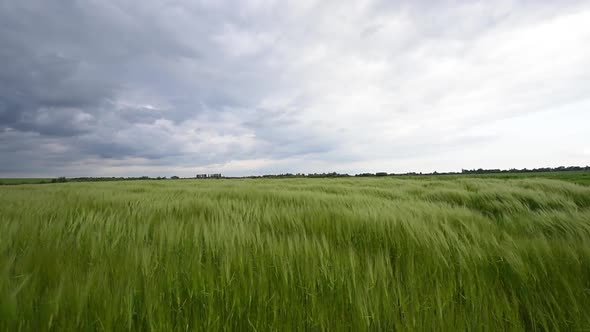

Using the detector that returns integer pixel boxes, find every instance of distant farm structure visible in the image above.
[196,173,222,179]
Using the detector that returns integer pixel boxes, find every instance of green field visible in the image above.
[402,171,590,186]
[362,170,589,186]
[1,177,590,330]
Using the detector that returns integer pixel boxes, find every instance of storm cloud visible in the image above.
[1,0,589,177]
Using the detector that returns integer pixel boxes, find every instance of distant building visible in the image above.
[195,173,222,179]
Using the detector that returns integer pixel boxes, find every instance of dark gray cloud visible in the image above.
[1,0,589,177]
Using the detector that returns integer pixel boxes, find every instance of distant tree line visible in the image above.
[460,166,590,174]
[46,174,224,183]
[31,165,590,184]
[248,172,351,179]
[53,176,169,183]
[247,165,590,179]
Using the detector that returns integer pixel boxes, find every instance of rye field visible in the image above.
[1,176,590,331]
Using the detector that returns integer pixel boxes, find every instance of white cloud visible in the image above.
[1,0,589,176]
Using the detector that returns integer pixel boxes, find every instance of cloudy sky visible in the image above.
[1,0,589,177]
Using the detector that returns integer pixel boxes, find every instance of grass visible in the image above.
[1,177,590,331]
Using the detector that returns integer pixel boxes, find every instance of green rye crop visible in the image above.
[1,177,590,331]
